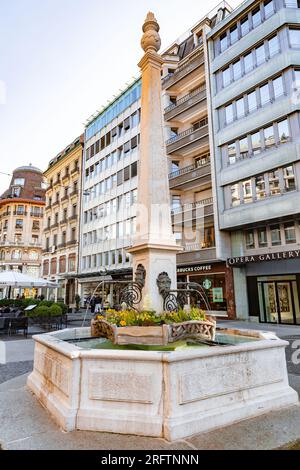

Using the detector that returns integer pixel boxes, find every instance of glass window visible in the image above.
[220,32,227,52]
[244,52,253,73]
[260,83,270,105]
[258,227,268,247]
[255,175,266,200]
[245,230,255,249]
[269,170,280,195]
[286,0,300,7]
[252,7,262,28]
[273,76,284,98]
[228,142,237,164]
[225,104,234,124]
[268,35,280,56]
[270,224,281,246]
[248,90,257,112]
[222,67,231,87]
[236,97,245,118]
[172,195,181,211]
[251,131,261,154]
[256,44,266,65]
[289,29,300,48]
[284,223,296,244]
[241,15,249,36]
[278,119,290,143]
[284,165,296,191]
[231,184,240,206]
[13,178,25,186]
[233,60,242,80]
[264,125,275,148]
[230,25,238,44]
[264,0,274,19]
[243,179,253,203]
[239,137,249,159]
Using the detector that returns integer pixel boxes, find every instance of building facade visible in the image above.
[0,165,45,297]
[42,136,83,304]
[208,0,300,324]
[78,80,141,302]
[161,6,236,317]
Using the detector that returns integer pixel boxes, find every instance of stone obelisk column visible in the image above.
[127,12,180,313]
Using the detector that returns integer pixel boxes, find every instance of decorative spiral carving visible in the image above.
[163,293,178,312]
[119,282,143,310]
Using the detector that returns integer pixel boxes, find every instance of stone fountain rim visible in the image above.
[31,327,288,363]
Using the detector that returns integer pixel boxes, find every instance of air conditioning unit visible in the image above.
[51,246,56,253]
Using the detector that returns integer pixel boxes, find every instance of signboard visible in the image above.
[227,250,300,267]
[203,278,212,289]
[177,265,212,274]
[212,287,223,303]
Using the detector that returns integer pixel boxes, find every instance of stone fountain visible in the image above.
[27,12,298,441]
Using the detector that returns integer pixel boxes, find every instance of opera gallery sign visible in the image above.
[227,249,300,266]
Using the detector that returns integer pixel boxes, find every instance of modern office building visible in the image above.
[208,0,300,324]
[78,80,141,302]
[42,135,84,304]
[161,4,236,317]
[0,165,46,297]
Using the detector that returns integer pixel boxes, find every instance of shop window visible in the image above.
[245,230,255,249]
[284,222,296,244]
[270,224,281,246]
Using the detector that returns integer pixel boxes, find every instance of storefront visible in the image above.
[228,250,300,325]
[177,262,235,319]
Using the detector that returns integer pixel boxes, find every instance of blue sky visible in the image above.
[0,0,239,193]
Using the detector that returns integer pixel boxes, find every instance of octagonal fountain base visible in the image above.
[27,326,298,441]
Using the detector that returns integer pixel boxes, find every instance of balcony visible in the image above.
[177,247,217,266]
[53,178,61,187]
[58,242,66,249]
[50,223,59,230]
[61,195,69,202]
[13,210,27,216]
[45,204,52,211]
[171,197,214,222]
[70,189,78,198]
[166,118,209,156]
[68,214,77,222]
[162,50,204,90]
[15,225,23,231]
[62,172,70,181]
[42,248,50,254]
[164,86,206,122]
[29,242,42,247]
[169,157,211,190]
[52,200,60,208]
[32,226,40,232]
[60,218,68,225]
[71,166,79,175]
[30,211,44,217]
[66,240,77,247]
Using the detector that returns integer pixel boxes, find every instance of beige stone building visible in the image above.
[42,135,84,305]
[0,165,46,297]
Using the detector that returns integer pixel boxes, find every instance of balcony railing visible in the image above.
[162,50,204,89]
[32,226,40,231]
[61,195,69,202]
[70,189,78,197]
[13,210,27,216]
[30,211,43,217]
[60,218,68,225]
[50,223,59,229]
[53,178,61,186]
[66,240,77,246]
[171,197,213,215]
[169,157,211,190]
[166,119,209,154]
[58,242,66,249]
[52,200,60,207]
[62,172,70,180]
[164,86,206,120]
[45,205,52,211]
[167,118,208,146]
[68,214,77,221]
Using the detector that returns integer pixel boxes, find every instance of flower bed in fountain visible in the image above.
[91,308,216,346]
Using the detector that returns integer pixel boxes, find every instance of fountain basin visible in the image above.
[27,326,298,441]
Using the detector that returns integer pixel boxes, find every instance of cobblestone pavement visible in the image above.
[0,361,33,385]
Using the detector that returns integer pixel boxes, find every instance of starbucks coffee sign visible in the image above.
[177,265,212,273]
[227,250,300,266]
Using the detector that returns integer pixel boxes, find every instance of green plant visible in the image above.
[56,301,67,315]
[49,304,62,317]
[39,300,54,307]
[34,306,50,317]
[75,294,81,312]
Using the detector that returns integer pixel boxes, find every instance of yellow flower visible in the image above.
[97,315,104,320]
[120,320,127,326]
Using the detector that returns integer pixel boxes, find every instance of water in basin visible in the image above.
[67,332,259,351]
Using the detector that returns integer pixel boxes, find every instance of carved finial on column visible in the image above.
[141,11,161,53]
